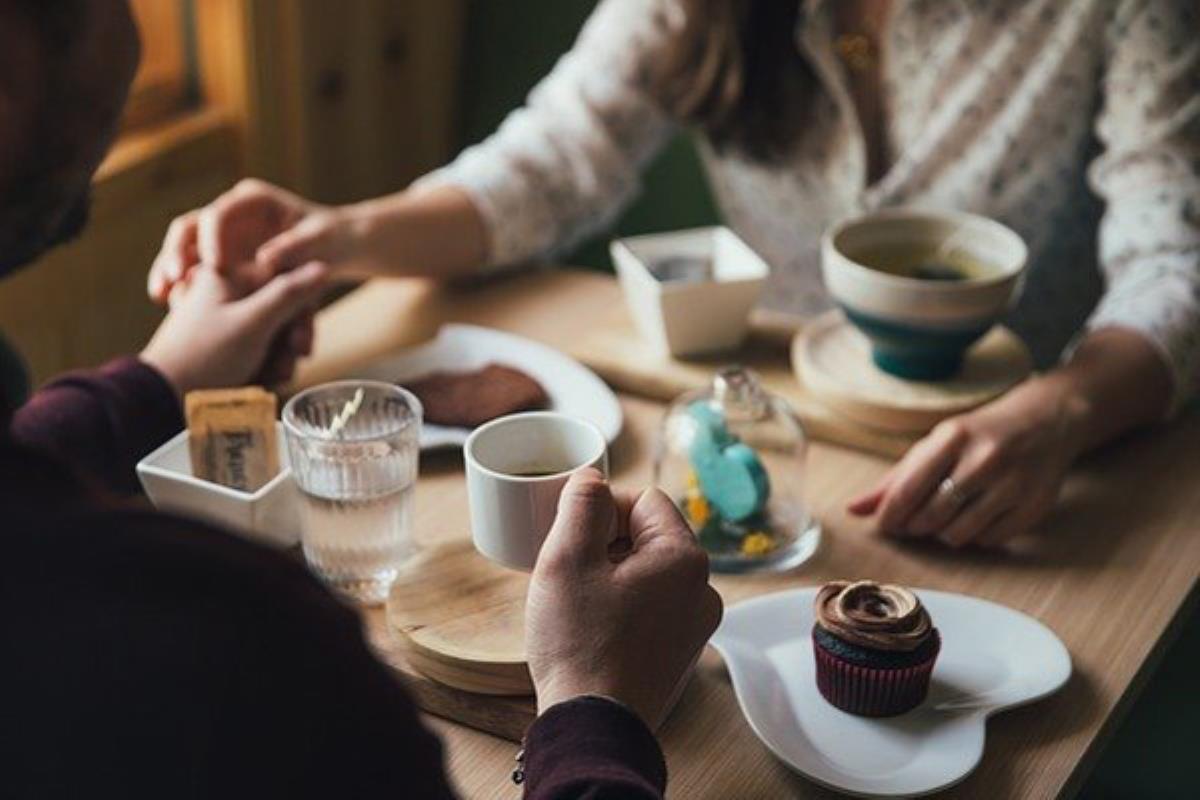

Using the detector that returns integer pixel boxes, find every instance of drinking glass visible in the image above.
[283,380,422,605]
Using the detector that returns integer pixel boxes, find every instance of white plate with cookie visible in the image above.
[710,588,1071,797]
[351,324,624,451]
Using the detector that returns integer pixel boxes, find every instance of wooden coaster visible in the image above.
[364,609,534,741]
[386,540,533,696]
[792,311,1033,435]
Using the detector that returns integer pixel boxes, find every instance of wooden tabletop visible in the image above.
[300,269,1200,799]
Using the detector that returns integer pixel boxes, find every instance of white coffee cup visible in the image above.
[464,412,609,571]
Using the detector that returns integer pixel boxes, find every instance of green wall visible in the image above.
[455,0,718,271]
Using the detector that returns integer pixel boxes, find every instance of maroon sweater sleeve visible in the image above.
[523,696,667,799]
[8,356,182,494]
[5,504,457,799]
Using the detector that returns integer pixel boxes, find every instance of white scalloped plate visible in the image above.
[710,588,1071,798]
[350,324,623,451]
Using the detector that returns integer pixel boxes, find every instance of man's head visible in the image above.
[0,0,139,275]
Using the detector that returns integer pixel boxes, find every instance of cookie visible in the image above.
[402,364,549,428]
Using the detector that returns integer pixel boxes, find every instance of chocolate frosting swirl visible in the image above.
[814,580,933,652]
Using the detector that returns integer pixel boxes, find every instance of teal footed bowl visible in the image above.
[841,306,993,381]
[821,208,1028,382]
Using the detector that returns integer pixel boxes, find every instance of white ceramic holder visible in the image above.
[137,422,300,548]
[611,226,769,358]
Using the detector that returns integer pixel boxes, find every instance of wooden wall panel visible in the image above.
[259,0,465,202]
[0,114,239,387]
[195,0,294,181]
[405,1,467,178]
[1,1,466,387]
[196,0,465,201]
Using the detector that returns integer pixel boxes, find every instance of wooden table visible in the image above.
[298,270,1200,799]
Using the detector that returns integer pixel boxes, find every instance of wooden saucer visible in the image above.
[792,311,1032,435]
[386,540,533,696]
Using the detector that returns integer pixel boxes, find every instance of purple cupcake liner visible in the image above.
[813,629,941,717]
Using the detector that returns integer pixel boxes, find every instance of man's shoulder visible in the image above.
[0,505,437,799]
[7,504,354,633]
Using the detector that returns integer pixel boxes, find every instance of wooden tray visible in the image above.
[567,308,917,459]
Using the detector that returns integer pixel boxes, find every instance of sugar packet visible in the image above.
[185,387,279,492]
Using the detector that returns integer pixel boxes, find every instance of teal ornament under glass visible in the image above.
[686,401,770,521]
[654,366,820,574]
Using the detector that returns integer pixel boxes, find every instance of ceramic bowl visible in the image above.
[136,422,300,548]
[821,209,1027,380]
[611,226,768,358]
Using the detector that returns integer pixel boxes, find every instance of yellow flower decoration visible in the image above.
[740,531,776,557]
[686,493,711,527]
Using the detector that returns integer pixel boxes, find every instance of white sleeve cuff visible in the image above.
[1080,250,1200,417]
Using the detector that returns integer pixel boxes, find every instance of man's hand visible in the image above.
[141,262,328,396]
[525,469,723,730]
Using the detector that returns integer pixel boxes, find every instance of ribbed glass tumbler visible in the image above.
[283,381,422,605]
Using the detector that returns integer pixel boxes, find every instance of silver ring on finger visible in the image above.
[937,476,970,510]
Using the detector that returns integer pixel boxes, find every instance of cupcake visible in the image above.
[812,580,940,717]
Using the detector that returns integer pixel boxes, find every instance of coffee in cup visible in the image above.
[464,412,608,570]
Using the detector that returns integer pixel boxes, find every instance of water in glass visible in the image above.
[284,381,422,605]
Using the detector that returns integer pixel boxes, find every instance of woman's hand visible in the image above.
[141,262,329,397]
[149,180,489,302]
[147,179,354,304]
[849,329,1172,549]
[526,469,723,730]
[847,377,1093,548]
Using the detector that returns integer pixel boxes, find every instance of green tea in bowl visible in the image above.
[849,242,1000,283]
[821,209,1028,381]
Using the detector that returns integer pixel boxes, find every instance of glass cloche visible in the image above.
[654,366,820,573]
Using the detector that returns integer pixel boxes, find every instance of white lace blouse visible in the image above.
[420,0,1200,408]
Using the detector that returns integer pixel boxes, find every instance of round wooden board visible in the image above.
[792,311,1032,435]
[386,540,533,696]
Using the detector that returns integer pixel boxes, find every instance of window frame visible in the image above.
[122,0,193,132]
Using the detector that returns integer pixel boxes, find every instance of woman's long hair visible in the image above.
[653,0,815,162]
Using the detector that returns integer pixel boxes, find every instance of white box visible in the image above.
[136,422,300,548]
[611,226,769,358]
